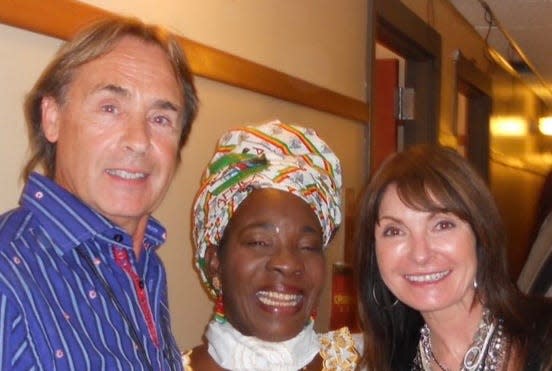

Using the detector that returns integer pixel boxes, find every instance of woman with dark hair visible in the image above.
[355,145,552,370]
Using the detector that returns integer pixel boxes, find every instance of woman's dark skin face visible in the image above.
[208,188,326,342]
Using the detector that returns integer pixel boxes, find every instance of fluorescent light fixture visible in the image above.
[490,116,528,136]
[538,116,552,136]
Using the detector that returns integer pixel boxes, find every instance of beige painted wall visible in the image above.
[0,0,368,350]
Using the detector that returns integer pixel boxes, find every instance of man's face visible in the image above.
[42,36,184,235]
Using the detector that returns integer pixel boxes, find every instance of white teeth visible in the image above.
[406,270,450,283]
[106,169,146,180]
[256,290,302,307]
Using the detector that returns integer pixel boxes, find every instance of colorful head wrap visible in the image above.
[192,120,343,296]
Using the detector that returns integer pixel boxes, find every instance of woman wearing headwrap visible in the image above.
[183,120,359,370]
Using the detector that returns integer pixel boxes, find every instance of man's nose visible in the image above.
[122,116,151,154]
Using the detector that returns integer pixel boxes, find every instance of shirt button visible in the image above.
[13,256,21,264]
[88,290,97,299]
[34,191,44,199]
[93,258,101,266]
[114,234,123,242]
[55,349,64,358]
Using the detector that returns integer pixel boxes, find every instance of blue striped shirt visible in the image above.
[0,173,183,370]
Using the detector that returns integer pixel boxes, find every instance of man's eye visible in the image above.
[101,104,117,113]
[152,115,171,126]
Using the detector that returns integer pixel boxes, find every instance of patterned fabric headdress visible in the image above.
[192,120,343,296]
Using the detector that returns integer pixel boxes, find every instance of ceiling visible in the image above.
[449,0,552,108]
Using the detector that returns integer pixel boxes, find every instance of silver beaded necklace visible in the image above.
[417,308,509,371]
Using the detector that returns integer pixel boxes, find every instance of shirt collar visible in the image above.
[20,172,167,254]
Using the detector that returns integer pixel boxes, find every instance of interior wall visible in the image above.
[81,0,367,100]
[490,162,545,277]
[0,0,368,349]
[490,68,547,277]
[0,26,61,216]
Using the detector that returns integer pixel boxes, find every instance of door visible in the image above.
[373,58,399,172]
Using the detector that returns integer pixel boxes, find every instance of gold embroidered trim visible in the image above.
[319,327,359,370]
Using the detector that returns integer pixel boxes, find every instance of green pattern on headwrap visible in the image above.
[209,153,269,196]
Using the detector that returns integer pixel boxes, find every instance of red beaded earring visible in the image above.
[212,276,226,324]
[214,295,226,324]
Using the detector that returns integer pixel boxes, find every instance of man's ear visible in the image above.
[204,245,221,282]
[41,96,60,143]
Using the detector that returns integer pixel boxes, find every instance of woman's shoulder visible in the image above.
[182,344,223,371]
[318,327,361,371]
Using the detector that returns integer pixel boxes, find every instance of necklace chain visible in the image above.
[417,308,508,371]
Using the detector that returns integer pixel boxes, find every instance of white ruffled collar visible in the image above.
[206,320,320,371]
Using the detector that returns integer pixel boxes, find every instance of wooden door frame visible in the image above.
[365,0,442,178]
[454,51,492,182]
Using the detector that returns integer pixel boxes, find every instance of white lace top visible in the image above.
[182,321,359,371]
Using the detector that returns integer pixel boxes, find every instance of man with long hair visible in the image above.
[0,17,198,370]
